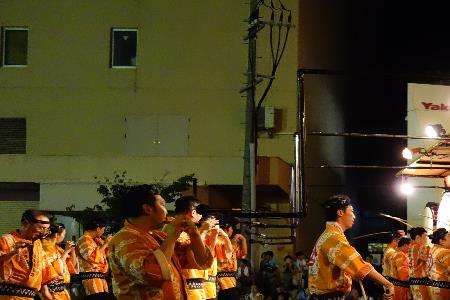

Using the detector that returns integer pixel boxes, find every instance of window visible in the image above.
[1,27,28,66]
[0,118,26,154]
[111,28,137,68]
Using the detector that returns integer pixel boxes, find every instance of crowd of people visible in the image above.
[0,189,448,300]
[307,194,450,300]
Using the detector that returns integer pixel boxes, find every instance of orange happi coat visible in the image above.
[76,234,109,295]
[382,244,396,277]
[0,231,52,300]
[409,242,430,300]
[108,220,186,300]
[391,250,410,300]
[41,240,71,300]
[216,235,237,291]
[308,222,373,295]
[427,244,450,300]
[175,232,211,300]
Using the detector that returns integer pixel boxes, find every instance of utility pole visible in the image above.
[242,0,259,265]
[242,0,258,214]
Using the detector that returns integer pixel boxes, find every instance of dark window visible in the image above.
[111,28,137,67]
[0,118,26,154]
[1,28,28,66]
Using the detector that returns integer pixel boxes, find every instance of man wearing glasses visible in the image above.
[0,209,52,300]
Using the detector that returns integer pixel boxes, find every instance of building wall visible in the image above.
[0,1,299,217]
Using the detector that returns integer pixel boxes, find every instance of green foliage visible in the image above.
[155,173,197,203]
[65,171,197,228]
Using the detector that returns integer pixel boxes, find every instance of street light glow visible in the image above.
[400,182,414,195]
[402,148,413,159]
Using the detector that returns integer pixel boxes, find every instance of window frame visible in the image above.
[110,27,138,69]
[1,27,29,67]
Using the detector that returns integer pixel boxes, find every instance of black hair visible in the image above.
[21,210,51,224]
[322,194,351,221]
[398,237,411,248]
[174,195,199,214]
[409,227,427,240]
[197,204,215,222]
[295,250,305,257]
[284,255,293,261]
[388,230,405,243]
[84,217,107,231]
[122,184,160,218]
[49,223,66,237]
[266,250,274,258]
[430,228,448,244]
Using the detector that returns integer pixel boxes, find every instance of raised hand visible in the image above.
[13,240,32,253]
[383,283,394,300]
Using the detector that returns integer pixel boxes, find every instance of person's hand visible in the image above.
[383,282,394,300]
[104,234,113,244]
[64,241,75,252]
[217,227,228,237]
[201,217,219,231]
[13,241,32,253]
[164,215,189,237]
[184,219,198,235]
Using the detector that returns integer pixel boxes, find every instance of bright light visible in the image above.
[402,148,413,159]
[425,125,439,138]
[400,182,414,195]
[437,192,450,230]
[425,124,446,138]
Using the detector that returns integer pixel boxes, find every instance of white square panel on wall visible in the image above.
[125,115,189,156]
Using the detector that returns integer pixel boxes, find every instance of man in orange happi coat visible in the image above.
[76,217,112,299]
[216,222,239,300]
[41,223,78,300]
[174,197,215,300]
[427,228,450,300]
[408,227,430,300]
[0,210,52,300]
[109,184,193,300]
[308,194,394,300]
[382,230,405,280]
[390,237,411,300]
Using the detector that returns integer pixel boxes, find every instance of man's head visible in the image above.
[409,227,428,244]
[225,224,234,237]
[284,255,293,264]
[323,194,354,230]
[174,195,202,223]
[397,237,411,253]
[84,217,107,237]
[49,223,66,244]
[365,254,373,264]
[122,184,167,227]
[20,210,51,240]
[389,230,406,246]
[430,228,450,248]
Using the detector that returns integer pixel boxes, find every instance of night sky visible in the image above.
[333,2,450,248]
